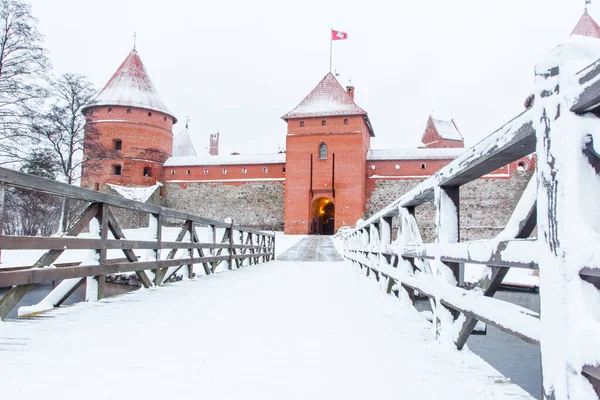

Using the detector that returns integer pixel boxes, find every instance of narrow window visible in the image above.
[127,108,131,114]
[113,139,122,150]
[344,118,348,125]
[148,112,152,117]
[222,168,227,174]
[113,165,122,176]
[421,163,426,169]
[186,169,191,175]
[108,107,112,113]
[321,119,326,126]
[204,168,208,175]
[164,116,167,121]
[242,168,247,174]
[395,164,400,170]
[319,143,327,159]
[371,165,375,170]
[263,167,268,173]
[300,121,304,127]
[282,167,286,173]
[170,169,175,175]
[143,167,152,177]
[94,183,100,191]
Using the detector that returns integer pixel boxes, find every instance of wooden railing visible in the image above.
[342,40,600,399]
[0,167,275,320]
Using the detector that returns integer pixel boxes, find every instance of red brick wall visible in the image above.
[164,162,286,186]
[284,115,371,234]
[81,105,174,188]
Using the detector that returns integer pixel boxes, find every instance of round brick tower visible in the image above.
[81,50,177,190]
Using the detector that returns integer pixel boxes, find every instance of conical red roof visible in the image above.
[571,9,600,39]
[86,50,176,121]
[282,72,368,120]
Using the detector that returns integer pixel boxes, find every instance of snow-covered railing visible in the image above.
[0,167,275,320]
[343,38,600,399]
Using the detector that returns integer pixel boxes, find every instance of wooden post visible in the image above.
[433,186,460,343]
[88,203,108,301]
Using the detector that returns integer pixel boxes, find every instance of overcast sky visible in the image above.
[28,0,595,155]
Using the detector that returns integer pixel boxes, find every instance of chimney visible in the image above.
[346,80,355,102]
[209,132,219,156]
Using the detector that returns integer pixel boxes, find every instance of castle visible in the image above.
[80,9,599,236]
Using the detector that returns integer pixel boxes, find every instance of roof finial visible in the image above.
[133,31,137,51]
[586,0,591,12]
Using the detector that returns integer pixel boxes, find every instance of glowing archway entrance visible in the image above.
[310,197,335,235]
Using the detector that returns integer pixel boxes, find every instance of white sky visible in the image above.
[28,0,596,155]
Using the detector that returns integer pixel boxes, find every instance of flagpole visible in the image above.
[329,29,333,73]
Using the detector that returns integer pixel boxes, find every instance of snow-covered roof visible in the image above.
[107,183,161,203]
[432,118,463,141]
[282,73,374,135]
[84,50,176,121]
[164,153,286,167]
[367,148,466,161]
[571,9,600,39]
[172,128,197,157]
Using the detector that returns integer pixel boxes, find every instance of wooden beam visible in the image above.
[0,284,34,321]
[0,166,275,236]
[0,253,274,287]
[401,239,539,269]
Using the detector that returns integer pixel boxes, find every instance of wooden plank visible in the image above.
[0,253,274,287]
[401,239,539,269]
[0,167,275,237]
[0,235,256,250]
[55,278,86,307]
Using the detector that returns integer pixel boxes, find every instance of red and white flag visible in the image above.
[331,30,348,40]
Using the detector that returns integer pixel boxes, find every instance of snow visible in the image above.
[0,256,532,399]
[532,35,600,399]
[367,147,466,160]
[164,152,285,167]
[172,128,198,157]
[107,183,161,203]
[281,72,369,121]
[87,50,175,119]
[432,118,463,141]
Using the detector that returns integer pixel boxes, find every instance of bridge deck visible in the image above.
[0,237,531,399]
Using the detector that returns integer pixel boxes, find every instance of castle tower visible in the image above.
[81,50,177,190]
[571,7,600,38]
[282,72,374,235]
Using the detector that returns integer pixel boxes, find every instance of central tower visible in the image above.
[282,73,374,235]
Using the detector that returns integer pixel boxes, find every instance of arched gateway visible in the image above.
[311,197,335,235]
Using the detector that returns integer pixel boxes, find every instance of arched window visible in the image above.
[319,143,327,159]
[300,121,304,127]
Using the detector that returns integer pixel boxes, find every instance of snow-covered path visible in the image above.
[0,239,531,399]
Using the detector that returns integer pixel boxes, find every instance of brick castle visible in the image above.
[80,10,599,236]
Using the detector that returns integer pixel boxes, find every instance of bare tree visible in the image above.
[28,73,95,231]
[0,0,49,163]
[3,150,61,236]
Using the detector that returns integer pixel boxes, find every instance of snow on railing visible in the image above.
[0,168,275,321]
[342,37,600,399]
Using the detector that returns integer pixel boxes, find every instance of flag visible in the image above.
[332,30,348,40]
[587,0,592,4]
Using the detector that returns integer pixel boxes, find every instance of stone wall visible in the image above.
[164,181,285,231]
[103,185,163,230]
[365,171,534,242]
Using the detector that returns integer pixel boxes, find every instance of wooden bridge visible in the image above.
[342,38,600,399]
[1,38,600,400]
